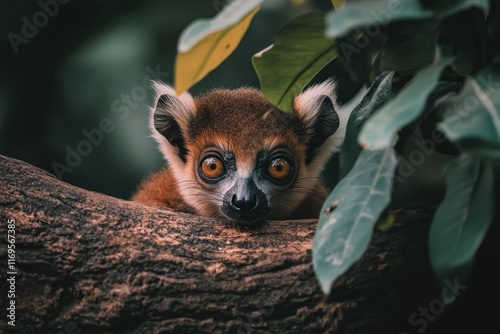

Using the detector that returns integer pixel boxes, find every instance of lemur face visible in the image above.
[151,82,348,223]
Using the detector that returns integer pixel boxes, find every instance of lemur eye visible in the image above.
[267,158,291,180]
[200,156,225,180]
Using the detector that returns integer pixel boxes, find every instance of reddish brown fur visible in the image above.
[132,87,330,220]
[190,88,305,140]
[188,89,305,163]
[132,168,195,213]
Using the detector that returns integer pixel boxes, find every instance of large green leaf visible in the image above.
[313,147,397,294]
[325,0,489,39]
[438,66,500,161]
[175,0,262,94]
[339,71,395,177]
[429,155,494,302]
[359,58,451,150]
[252,12,338,113]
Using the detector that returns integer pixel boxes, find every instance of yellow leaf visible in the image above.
[175,7,260,95]
[331,0,345,10]
[375,211,395,232]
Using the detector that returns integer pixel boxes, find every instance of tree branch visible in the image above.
[0,154,491,334]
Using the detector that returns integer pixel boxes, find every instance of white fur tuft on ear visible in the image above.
[293,79,353,174]
[294,79,340,126]
[149,81,196,170]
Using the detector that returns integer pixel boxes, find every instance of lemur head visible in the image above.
[150,81,348,223]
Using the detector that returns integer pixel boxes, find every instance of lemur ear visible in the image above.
[150,82,196,164]
[294,80,347,165]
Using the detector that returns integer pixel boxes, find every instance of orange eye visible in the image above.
[200,157,225,179]
[267,158,291,180]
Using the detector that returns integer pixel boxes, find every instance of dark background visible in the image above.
[0,0,344,200]
[0,0,448,207]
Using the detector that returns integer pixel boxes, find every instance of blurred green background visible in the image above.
[0,0,447,205]
[0,0,335,199]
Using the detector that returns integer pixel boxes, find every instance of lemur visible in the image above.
[132,81,350,223]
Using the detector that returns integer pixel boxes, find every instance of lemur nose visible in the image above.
[222,178,269,221]
[231,194,258,214]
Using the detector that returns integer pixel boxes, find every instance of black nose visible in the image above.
[231,194,258,214]
[222,178,269,221]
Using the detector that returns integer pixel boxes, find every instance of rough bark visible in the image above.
[0,154,497,334]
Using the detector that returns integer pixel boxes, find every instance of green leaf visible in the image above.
[359,58,451,150]
[252,12,338,113]
[339,71,395,177]
[429,155,494,303]
[175,0,262,94]
[438,66,500,161]
[325,0,489,39]
[313,147,397,294]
